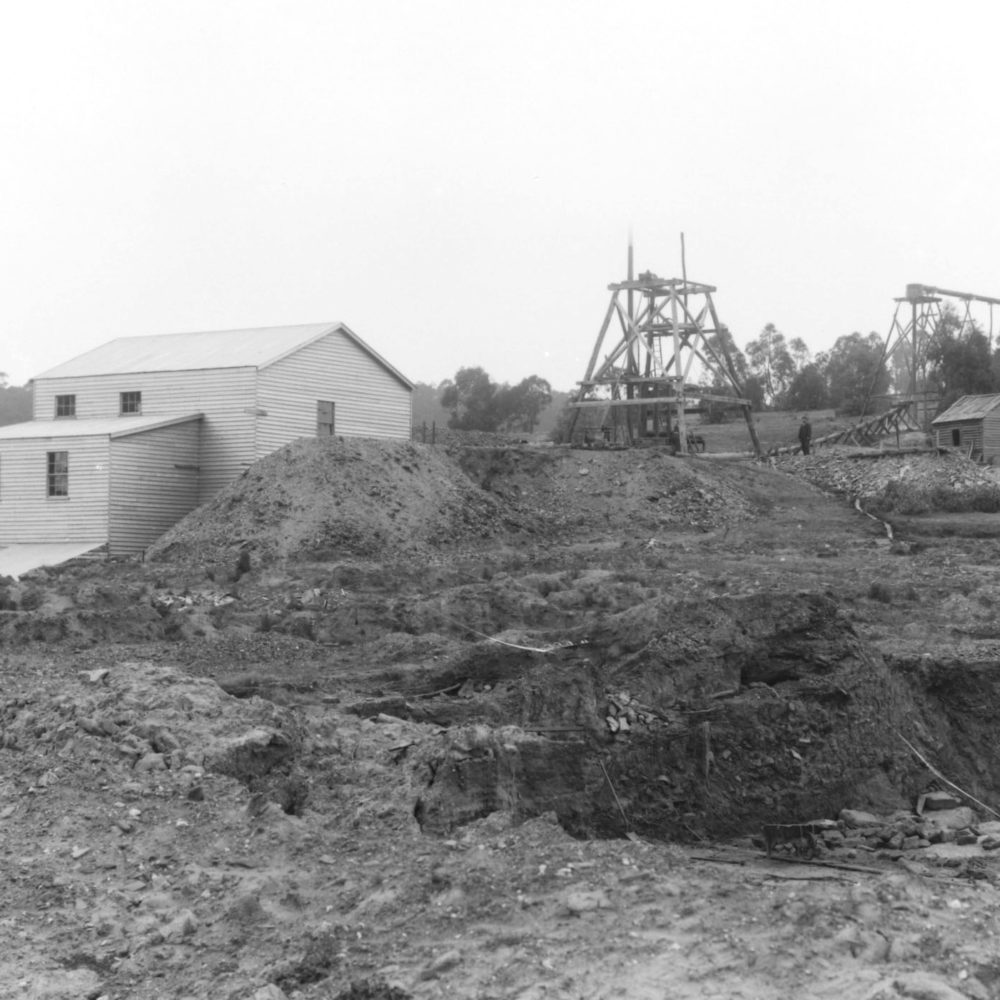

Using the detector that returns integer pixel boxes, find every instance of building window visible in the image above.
[952,428,961,446]
[120,391,142,415]
[47,451,68,497]
[317,400,335,436]
[55,394,76,418]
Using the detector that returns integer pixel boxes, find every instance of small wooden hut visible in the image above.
[931,394,1000,462]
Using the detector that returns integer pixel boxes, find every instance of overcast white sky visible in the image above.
[3,1,1000,391]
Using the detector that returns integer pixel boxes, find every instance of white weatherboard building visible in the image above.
[0,323,412,555]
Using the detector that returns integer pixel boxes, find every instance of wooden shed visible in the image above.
[0,414,202,553]
[0,322,412,554]
[930,394,1000,462]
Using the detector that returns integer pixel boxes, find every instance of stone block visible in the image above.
[918,790,963,812]
[922,806,977,832]
[839,809,882,829]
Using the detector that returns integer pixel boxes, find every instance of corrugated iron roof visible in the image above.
[0,413,202,441]
[931,394,1000,424]
[34,324,336,379]
[30,323,413,388]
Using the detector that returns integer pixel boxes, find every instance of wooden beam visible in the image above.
[571,397,680,409]
[575,382,749,404]
[705,295,762,456]
[695,392,752,405]
[672,291,687,453]
[917,284,1000,306]
[609,278,717,294]
[582,294,618,382]
[570,391,750,409]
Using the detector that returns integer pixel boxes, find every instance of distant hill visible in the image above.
[0,385,31,426]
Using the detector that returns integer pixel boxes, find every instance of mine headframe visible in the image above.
[870,283,1000,427]
[569,257,761,455]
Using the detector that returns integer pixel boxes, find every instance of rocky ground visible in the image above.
[4,435,1000,999]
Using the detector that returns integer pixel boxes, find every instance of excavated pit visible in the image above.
[12,441,1000,848]
[402,591,988,842]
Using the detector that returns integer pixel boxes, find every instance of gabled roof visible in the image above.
[931,394,1000,425]
[0,413,203,441]
[32,322,413,389]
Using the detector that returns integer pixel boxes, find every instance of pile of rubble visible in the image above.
[454,445,757,538]
[780,448,1000,515]
[762,791,1000,870]
[151,589,237,612]
[604,689,661,733]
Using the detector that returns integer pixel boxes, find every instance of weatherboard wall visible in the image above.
[33,369,257,502]
[0,435,110,546]
[934,419,986,459]
[255,330,412,458]
[109,420,202,555]
[983,412,1000,461]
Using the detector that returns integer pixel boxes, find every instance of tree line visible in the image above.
[711,306,1000,418]
[435,369,554,432]
[424,305,1000,437]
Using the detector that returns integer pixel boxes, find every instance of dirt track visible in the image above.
[4,437,1000,999]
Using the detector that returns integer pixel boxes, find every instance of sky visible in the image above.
[3,1,1000,392]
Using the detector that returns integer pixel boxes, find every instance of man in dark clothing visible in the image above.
[798,416,812,456]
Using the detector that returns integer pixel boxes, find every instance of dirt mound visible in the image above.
[782,448,1000,515]
[148,439,759,571]
[447,445,759,538]
[148,437,524,566]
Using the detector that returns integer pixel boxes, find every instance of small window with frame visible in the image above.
[120,391,142,416]
[47,451,68,498]
[55,394,76,418]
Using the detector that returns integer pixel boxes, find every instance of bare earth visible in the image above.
[4,435,1000,1000]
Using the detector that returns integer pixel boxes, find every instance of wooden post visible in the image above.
[681,231,688,315]
[431,421,436,446]
[627,235,634,337]
[672,289,687,453]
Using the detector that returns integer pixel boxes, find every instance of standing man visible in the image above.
[798,415,812,456]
